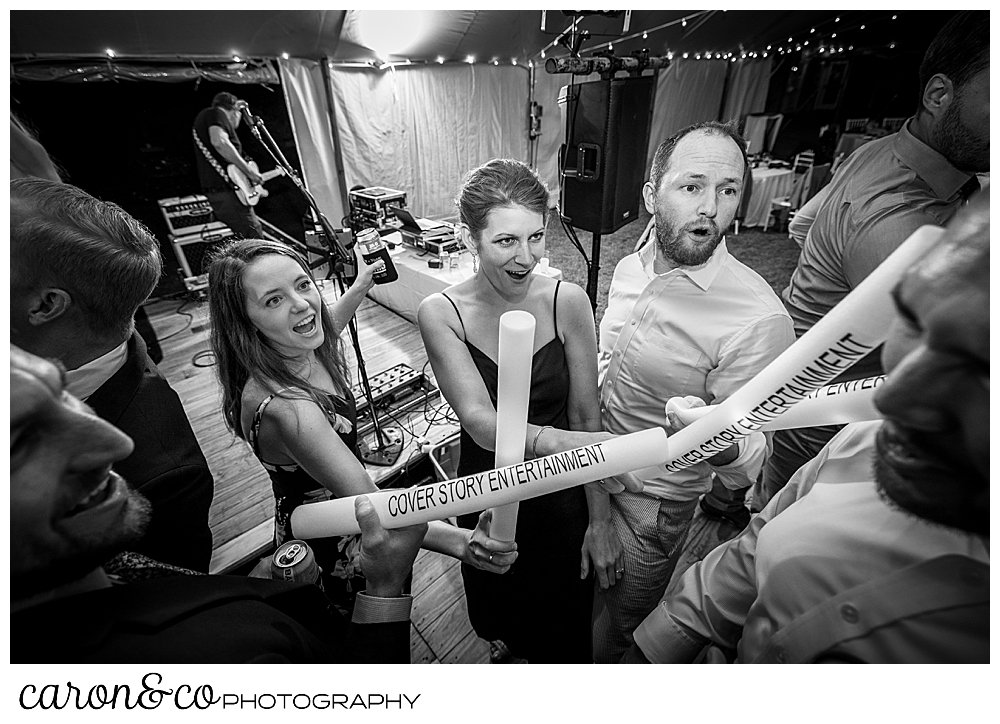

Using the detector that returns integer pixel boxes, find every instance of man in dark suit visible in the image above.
[11,177,215,571]
[11,345,424,663]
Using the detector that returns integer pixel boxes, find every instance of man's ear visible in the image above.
[642,181,657,215]
[921,73,955,118]
[26,288,72,326]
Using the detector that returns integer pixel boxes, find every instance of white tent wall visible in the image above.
[721,57,772,127]
[280,58,348,228]
[327,64,530,219]
[279,55,772,231]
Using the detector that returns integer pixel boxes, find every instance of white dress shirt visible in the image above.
[65,339,129,401]
[634,421,989,663]
[598,236,795,501]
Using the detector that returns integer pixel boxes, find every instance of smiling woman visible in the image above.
[206,238,518,613]
[416,158,647,663]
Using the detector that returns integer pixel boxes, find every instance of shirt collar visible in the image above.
[894,119,974,201]
[65,339,129,401]
[639,231,729,292]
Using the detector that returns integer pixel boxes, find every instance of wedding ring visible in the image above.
[489,554,494,563]
[616,568,625,575]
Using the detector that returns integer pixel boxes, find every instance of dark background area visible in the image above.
[11,78,310,297]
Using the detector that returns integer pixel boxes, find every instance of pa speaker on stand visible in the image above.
[559,75,656,308]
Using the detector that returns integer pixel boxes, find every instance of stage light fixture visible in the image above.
[106,49,115,58]
[436,56,445,64]
[466,55,475,64]
[282,52,289,60]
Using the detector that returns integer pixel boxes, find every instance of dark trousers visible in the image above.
[206,188,264,239]
[753,424,844,511]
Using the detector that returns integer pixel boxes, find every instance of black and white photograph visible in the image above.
[8,6,989,718]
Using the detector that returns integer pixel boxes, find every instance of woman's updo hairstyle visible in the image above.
[456,159,550,242]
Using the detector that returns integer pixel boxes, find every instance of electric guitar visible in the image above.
[228,161,285,206]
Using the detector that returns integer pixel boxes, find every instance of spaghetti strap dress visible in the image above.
[442,281,593,663]
[248,388,365,610]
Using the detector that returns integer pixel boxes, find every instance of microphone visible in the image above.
[236,101,256,127]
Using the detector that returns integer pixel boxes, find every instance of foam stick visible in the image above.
[668,375,886,431]
[489,310,535,540]
[643,225,943,477]
[291,427,667,538]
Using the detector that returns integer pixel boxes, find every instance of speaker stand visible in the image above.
[585,231,602,311]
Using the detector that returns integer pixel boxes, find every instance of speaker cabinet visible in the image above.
[561,76,656,235]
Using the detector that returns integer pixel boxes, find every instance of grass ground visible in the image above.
[543,208,801,323]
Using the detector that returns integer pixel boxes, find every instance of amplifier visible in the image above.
[349,187,407,231]
[170,222,238,278]
[158,195,215,236]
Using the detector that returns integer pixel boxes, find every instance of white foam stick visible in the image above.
[291,427,668,538]
[489,310,535,541]
[644,225,943,477]
[668,376,885,431]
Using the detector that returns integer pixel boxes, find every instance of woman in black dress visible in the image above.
[417,160,640,662]
[208,239,516,609]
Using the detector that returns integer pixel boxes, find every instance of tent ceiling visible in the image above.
[11,9,930,63]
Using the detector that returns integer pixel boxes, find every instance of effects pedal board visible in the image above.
[353,363,440,439]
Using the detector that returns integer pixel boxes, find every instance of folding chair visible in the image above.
[844,118,869,132]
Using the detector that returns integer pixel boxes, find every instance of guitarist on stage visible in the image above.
[192,92,265,239]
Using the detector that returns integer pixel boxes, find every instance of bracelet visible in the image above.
[531,425,553,459]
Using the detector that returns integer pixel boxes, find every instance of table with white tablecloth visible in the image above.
[365,232,562,324]
[744,167,796,228]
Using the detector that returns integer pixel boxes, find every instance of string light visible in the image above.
[348,11,906,70]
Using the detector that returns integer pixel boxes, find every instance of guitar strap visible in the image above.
[192,127,240,192]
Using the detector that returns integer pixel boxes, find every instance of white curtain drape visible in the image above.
[721,57,772,124]
[328,64,529,219]
[279,58,347,227]
[644,59,729,175]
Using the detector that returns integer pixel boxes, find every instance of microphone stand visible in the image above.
[243,111,402,467]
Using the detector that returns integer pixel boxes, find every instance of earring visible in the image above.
[471,253,479,274]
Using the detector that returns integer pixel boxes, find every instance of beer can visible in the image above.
[357,227,399,284]
[271,540,322,588]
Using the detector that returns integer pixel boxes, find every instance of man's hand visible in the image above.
[665,396,739,467]
[461,509,518,574]
[244,165,264,186]
[355,495,426,598]
[580,518,625,590]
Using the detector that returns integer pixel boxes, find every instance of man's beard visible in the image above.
[873,421,988,537]
[933,94,989,173]
[12,487,152,602]
[654,214,724,267]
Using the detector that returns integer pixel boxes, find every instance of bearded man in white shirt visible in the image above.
[591,121,795,663]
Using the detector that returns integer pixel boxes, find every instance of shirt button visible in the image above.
[774,648,786,663]
[630,319,637,326]
[840,604,860,624]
